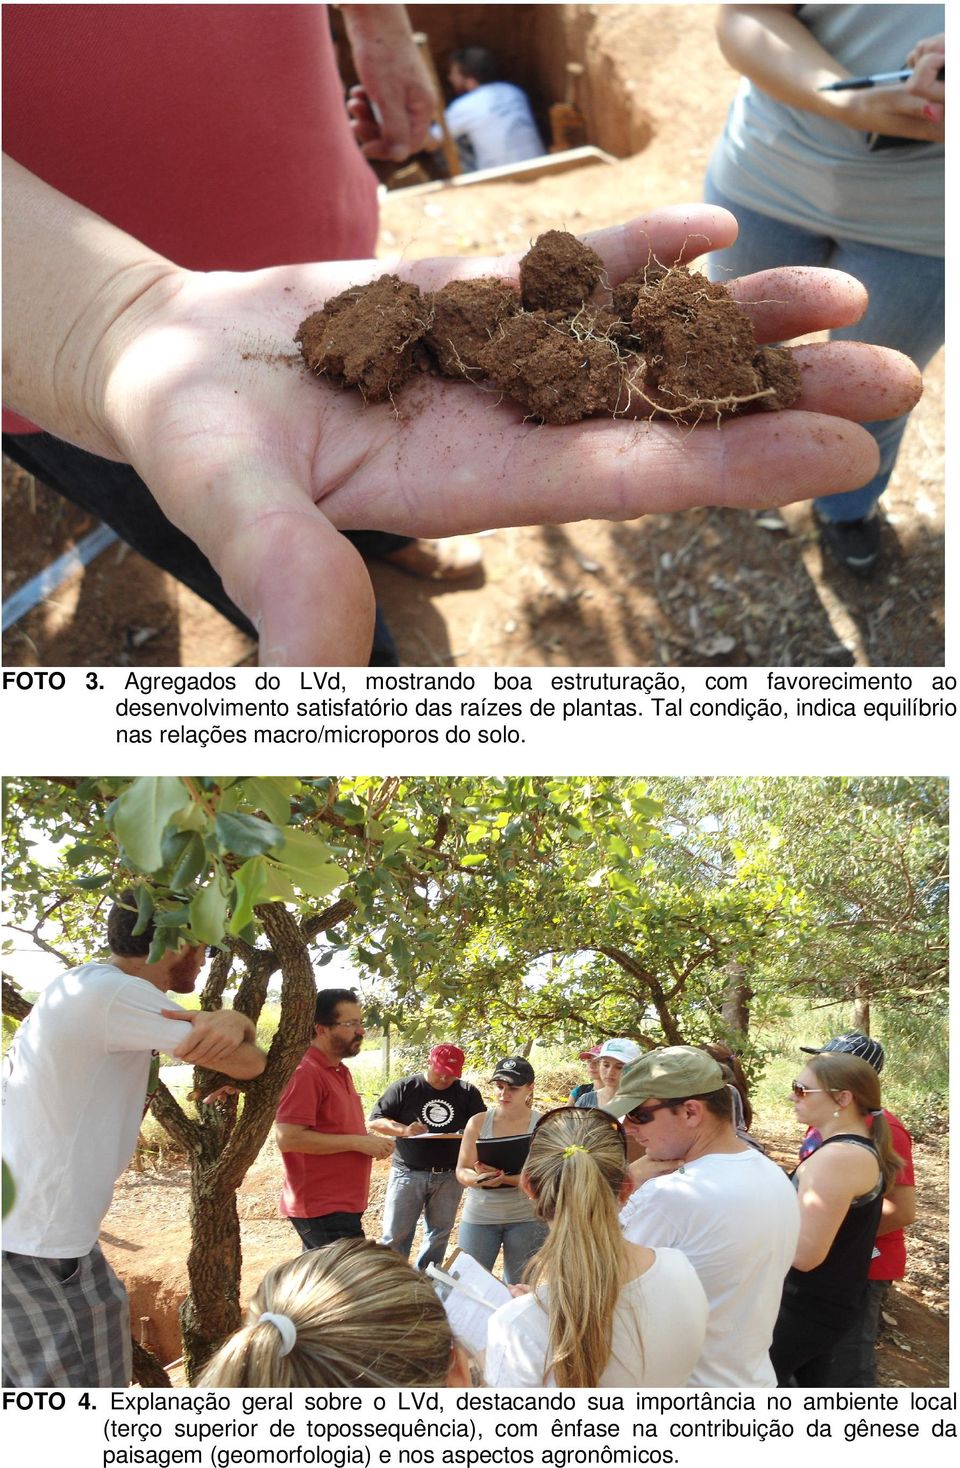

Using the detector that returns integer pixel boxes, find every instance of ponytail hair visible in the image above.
[808,1053,904,1192]
[522,1107,630,1387]
[197,1239,454,1387]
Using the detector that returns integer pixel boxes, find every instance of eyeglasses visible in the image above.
[329,1020,365,1031]
[626,1099,687,1125]
[791,1081,827,1098]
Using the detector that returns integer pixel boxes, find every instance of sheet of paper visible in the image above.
[433,1251,512,1358]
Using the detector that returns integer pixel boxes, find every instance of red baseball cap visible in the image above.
[578,1044,602,1059]
[428,1043,465,1077]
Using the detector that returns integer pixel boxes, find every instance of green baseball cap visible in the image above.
[603,1046,725,1119]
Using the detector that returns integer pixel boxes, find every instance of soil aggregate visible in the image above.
[425,276,520,378]
[296,230,801,425]
[518,227,605,310]
[295,274,431,402]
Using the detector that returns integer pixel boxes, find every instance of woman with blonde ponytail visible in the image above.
[483,1108,707,1387]
[197,1238,471,1388]
[770,1053,905,1386]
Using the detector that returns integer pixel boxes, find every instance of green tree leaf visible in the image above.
[110,777,190,872]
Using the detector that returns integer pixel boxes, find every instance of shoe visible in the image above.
[381,536,484,582]
[815,509,881,577]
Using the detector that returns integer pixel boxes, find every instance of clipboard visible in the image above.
[475,1130,533,1174]
[395,1131,463,1170]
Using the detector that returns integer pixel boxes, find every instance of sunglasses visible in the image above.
[790,1081,828,1098]
[625,1099,688,1125]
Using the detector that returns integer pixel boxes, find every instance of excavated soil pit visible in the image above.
[296,229,800,424]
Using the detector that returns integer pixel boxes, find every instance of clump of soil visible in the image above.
[519,228,604,311]
[295,274,431,402]
[296,230,801,424]
[478,312,623,424]
[425,277,520,379]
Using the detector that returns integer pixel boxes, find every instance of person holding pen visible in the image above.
[369,1044,486,1271]
[704,5,944,577]
[455,1057,548,1284]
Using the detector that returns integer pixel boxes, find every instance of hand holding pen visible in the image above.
[819,33,944,128]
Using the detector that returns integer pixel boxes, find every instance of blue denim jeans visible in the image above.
[703,175,944,523]
[456,1218,549,1285]
[379,1163,463,1270]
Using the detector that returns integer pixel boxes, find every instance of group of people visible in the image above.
[0,900,918,1392]
[2,4,940,664]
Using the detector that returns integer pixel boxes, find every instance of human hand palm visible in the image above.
[103,205,922,665]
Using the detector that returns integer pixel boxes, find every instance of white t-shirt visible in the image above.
[620,1149,800,1387]
[444,82,545,172]
[483,1247,708,1387]
[2,961,192,1256]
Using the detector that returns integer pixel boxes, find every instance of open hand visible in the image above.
[96,205,922,664]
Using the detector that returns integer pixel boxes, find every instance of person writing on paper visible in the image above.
[369,1044,485,1270]
[704,5,944,576]
[2,890,266,1388]
[455,1057,549,1284]
[483,1107,708,1387]
[198,1238,471,1388]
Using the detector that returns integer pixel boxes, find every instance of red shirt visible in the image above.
[2,3,379,433]
[871,1109,915,1281]
[276,1047,371,1219]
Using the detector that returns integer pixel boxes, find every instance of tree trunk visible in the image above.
[179,1166,244,1380]
[175,900,318,1380]
[720,963,754,1042]
[853,991,870,1034]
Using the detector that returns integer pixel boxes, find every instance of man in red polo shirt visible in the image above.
[797,1031,917,1385]
[275,988,393,1251]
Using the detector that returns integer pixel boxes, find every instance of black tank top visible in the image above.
[783,1134,883,1325]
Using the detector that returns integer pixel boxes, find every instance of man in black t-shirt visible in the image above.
[368,1043,486,1269]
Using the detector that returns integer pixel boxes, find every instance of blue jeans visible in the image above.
[456,1218,549,1285]
[703,175,944,523]
[379,1163,462,1270]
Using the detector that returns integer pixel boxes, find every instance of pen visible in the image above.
[819,66,944,92]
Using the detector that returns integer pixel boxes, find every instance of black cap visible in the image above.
[800,1031,885,1074]
[490,1056,535,1085]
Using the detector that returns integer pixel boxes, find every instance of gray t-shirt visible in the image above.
[709,4,944,255]
[461,1108,541,1224]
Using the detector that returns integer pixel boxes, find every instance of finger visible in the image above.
[323,360,900,529]
[789,342,922,420]
[724,266,868,340]
[194,476,376,665]
[161,1008,192,1022]
[400,206,740,291]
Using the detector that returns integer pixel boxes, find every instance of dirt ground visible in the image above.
[2,5,943,668]
[102,1116,948,1385]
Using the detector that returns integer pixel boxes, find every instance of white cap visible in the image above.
[598,1038,642,1064]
